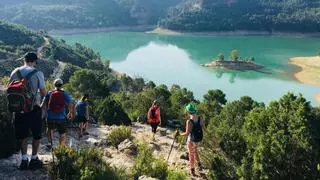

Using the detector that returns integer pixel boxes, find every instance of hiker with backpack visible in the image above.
[180,103,204,176]
[147,100,161,141]
[41,78,74,148]
[7,52,47,170]
[76,94,89,138]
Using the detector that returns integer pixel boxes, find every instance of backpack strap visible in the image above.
[197,116,201,125]
[16,69,23,80]
[25,69,38,80]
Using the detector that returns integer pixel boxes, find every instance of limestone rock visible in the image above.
[118,139,137,155]
[104,149,112,158]
[138,175,158,180]
[180,152,189,160]
[158,128,167,136]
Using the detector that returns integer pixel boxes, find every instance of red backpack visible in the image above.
[7,69,38,113]
[48,89,67,113]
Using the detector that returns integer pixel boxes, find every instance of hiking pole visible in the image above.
[167,130,179,162]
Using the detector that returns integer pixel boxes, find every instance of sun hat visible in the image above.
[185,103,196,114]
[54,78,63,87]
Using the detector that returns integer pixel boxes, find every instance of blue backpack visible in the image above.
[190,117,203,142]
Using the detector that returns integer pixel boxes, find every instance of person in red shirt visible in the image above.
[147,100,161,141]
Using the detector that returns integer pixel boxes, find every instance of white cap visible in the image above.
[54,78,63,87]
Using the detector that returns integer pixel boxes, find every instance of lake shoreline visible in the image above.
[289,56,320,87]
[148,27,320,37]
[50,26,320,37]
[49,25,156,35]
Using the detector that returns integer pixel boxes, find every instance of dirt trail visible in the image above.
[51,61,67,79]
[0,123,207,179]
[37,37,49,59]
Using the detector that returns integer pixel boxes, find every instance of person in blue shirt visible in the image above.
[41,78,74,148]
[76,94,89,138]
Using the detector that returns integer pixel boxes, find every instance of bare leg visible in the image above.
[21,138,28,155]
[59,133,66,145]
[195,144,200,163]
[79,123,83,136]
[47,129,53,143]
[32,139,40,156]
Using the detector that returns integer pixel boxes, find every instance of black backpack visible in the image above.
[190,117,203,142]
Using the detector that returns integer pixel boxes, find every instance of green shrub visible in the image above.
[0,93,16,158]
[133,143,169,180]
[149,158,168,180]
[52,145,128,180]
[107,126,133,148]
[167,169,187,180]
[133,143,153,178]
[0,76,9,85]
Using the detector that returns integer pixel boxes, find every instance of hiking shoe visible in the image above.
[46,144,52,150]
[19,159,29,170]
[29,157,43,170]
[83,131,89,135]
[190,168,196,176]
[198,162,203,171]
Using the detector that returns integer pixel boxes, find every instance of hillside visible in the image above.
[0,0,181,30]
[159,0,320,33]
[0,21,102,81]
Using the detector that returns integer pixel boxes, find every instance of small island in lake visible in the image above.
[201,49,264,70]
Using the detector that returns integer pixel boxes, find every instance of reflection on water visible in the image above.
[111,41,320,105]
[58,32,320,105]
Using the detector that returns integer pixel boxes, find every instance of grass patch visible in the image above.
[107,125,133,148]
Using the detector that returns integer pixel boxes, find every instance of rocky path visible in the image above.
[51,61,66,79]
[0,123,208,180]
[37,37,49,59]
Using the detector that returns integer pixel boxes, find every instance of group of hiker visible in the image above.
[7,52,204,176]
[7,52,90,170]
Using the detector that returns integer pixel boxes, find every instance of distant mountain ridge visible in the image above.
[159,0,320,32]
[0,0,319,32]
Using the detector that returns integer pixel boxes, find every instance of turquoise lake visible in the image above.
[57,32,320,105]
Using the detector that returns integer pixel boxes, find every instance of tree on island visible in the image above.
[231,49,239,61]
[246,56,255,63]
[217,53,224,61]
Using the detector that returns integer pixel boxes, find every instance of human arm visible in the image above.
[85,104,89,121]
[65,93,74,120]
[158,108,162,125]
[37,71,47,97]
[147,108,151,121]
[40,93,49,109]
[67,103,75,120]
[180,120,192,137]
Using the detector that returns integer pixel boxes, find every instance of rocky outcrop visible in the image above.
[201,60,264,70]
[118,139,137,155]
